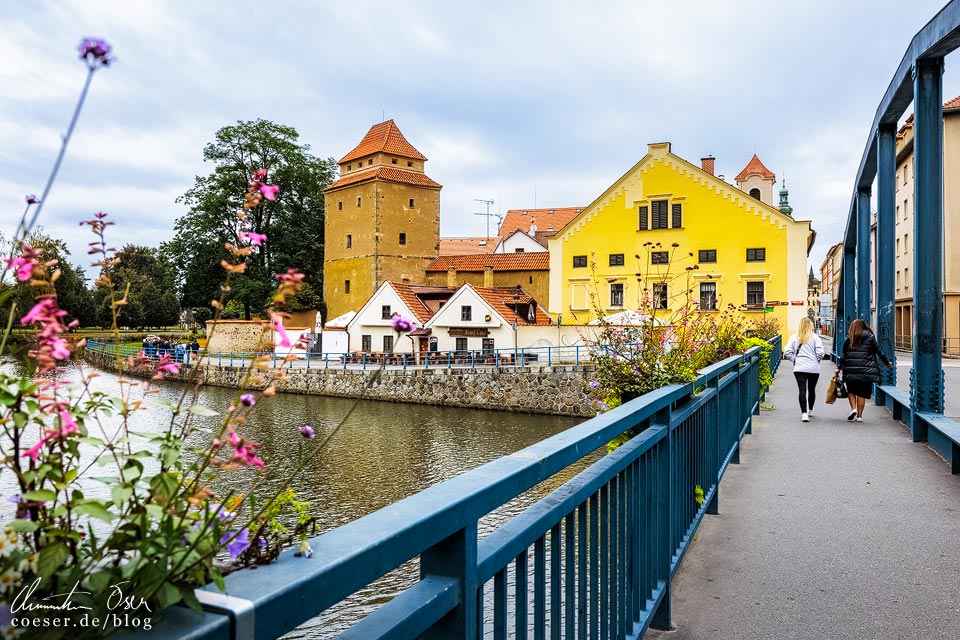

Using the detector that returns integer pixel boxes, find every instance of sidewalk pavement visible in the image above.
[646,358,960,640]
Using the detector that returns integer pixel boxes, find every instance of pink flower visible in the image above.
[59,410,78,436]
[4,256,33,282]
[48,337,71,361]
[271,313,291,348]
[22,437,52,462]
[241,232,267,246]
[275,268,305,284]
[78,37,113,67]
[25,194,39,205]
[298,424,316,439]
[390,315,416,333]
[258,184,279,201]
[156,354,180,374]
[252,169,268,181]
[21,298,56,325]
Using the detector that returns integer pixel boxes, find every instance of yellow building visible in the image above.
[547,142,814,341]
[323,120,441,320]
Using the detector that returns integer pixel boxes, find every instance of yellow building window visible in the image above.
[346,234,352,248]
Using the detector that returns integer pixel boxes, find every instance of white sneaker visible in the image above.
[808,407,814,416]
[801,413,809,422]
[855,417,863,422]
[847,410,857,421]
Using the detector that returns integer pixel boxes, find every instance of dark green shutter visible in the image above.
[672,203,682,228]
[639,206,648,230]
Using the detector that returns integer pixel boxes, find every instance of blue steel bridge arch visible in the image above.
[837,0,960,428]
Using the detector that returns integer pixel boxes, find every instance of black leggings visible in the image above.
[794,372,820,413]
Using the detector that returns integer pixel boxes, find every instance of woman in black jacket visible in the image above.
[837,319,892,422]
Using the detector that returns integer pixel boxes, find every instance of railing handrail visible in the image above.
[141,344,766,639]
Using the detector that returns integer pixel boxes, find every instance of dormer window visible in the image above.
[368,159,373,165]
[407,161,413,167]
[392,158,398,164]
[347,164,352,171]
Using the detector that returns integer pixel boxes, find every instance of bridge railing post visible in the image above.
[650,403,673,631]
[419,524,478,639]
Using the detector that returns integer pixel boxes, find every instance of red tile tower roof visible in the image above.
[943,95,960,110]
[497,207,585,239]
[735,154,776,182]
[425,252,550,272]
[339,120,428,164]
[326,165,441,191]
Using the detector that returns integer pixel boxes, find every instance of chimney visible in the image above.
[447,266,458,288]
[701,156,715,176]
[483,265,494,288]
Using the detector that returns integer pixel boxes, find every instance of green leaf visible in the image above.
[112,485,133,507]
[8,519,39,533]
[88,571,112,593]
[21,489,56,502]
[187,405,219,417]
[37,542,70,579]
[144,504,164,520]
[180,586,203,613]
[74,500,116,523]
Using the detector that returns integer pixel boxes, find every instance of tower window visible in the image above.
[409,198,415,208]
[399,233,407,245]
[749,188,761,200]
[345,280,351,294]
[346,234,352,248]
[357,196,361,207]
[338,201,343,211]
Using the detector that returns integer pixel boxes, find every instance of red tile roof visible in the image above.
[472,287,553,326]
[944,95,960,110]
[735,154,776,182]
[389,283,455,324]
[326,165,442,191]
[339,120,428,164]
[425,252,550,272]
[439,237,499,255]
[498,207,585,238]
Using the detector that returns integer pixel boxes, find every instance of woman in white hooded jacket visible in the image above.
[783,317,825,422]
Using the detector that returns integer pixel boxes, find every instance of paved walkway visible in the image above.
[647,354,960,640]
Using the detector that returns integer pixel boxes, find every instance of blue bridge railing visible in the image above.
[834,0,960,473]
[142,344,766,639]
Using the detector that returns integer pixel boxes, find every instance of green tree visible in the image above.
[1,229,95,330]
[165,119,335,320]
[94,245,180,329]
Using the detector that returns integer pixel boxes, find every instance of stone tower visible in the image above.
[778,178,794,217]
[735,154,776,206]
[323,120,441,321]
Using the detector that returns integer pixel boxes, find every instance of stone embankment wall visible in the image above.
[82,350,598,417]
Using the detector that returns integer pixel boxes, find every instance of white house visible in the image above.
[423,284,553,354]
[497,229,547,254]
[345,282,455,354]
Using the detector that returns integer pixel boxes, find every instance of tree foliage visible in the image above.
[164,119,335,320]
[93,244,180,329]
[1,229,95,330]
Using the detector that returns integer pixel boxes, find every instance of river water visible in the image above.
[1,359,596,637]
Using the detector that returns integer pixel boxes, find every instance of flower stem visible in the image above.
[18,66,96,239]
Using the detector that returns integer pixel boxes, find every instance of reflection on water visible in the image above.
[1,359,595,637]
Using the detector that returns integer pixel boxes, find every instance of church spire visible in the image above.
[778,177,793,217]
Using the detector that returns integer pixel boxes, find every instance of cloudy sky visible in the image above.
[4,0,960,278]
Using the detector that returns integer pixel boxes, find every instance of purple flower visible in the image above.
[240,393,255,407]
[25,194,39,205]
[390,314,416,333]
[298,424,316,439]
[257,537,267,549]
[78,38,113,67]
[0,603,11,627]
[589,380,600,389]
[220,528,250,559]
